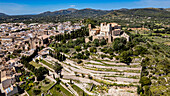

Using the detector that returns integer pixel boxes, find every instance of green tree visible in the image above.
[140,76,151,86]
[54,62,63,74]
[119,51,132,64]
[113,37,127,51]
[90,47,97,53]
[93,39,99,47]
[74,46,82,52]
[89,36,93,41]
[100,39,107,46]
[133,46,148,56]
[77,60,83,64]
[33,90,41,95]
[35,59,39,64]
[85,50,90,56]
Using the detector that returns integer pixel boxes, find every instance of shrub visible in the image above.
[115,56,119,60]
[119,51,132,64]
[33,89,41,95]
[90,47,97,53]
[140,76,152,86]
[77,60,83,64]
[74,46,82,52]
[88,74,93,79]
[93,39,99,47]
[100,39,107,46]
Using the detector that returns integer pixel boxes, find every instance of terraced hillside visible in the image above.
[35,29,146,95]
[38,54,141,96]
[29,25,170,96]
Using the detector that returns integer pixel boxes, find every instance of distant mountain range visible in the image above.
[38,8,78,16]
[105,8,170,18]
[38,8,111,18]
[0,13,8,17]
[1,8,169,17]
[0,8,170,23]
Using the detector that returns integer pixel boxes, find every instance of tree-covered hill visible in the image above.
[38,8,170,19]
[38,8,111,18]
[38,8,78,16]
[105,8,170,18]
[64,8,111,18]
[0,13,8,17]
[0,8,170,23]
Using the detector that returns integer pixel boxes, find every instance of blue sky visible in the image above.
[0,0,170,15]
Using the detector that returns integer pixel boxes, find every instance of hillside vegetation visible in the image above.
[0,8,170,24]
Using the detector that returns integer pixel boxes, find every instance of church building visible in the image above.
[89,22,129,43]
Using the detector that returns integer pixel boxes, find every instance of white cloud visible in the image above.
[70,5,76,7]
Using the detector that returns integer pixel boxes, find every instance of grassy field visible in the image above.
[29,61,42,68]
[39,79,55,92]
[40,59,54,69]
[49,84,73,96]
[27,78,55,96]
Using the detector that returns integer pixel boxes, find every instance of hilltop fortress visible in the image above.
[89,22,129,43]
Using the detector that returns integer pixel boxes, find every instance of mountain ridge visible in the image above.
[0,8,170,23]
[0,8,170,16]
[0,13,8,17]
[38,8,111,17]
[104,8,170,18]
